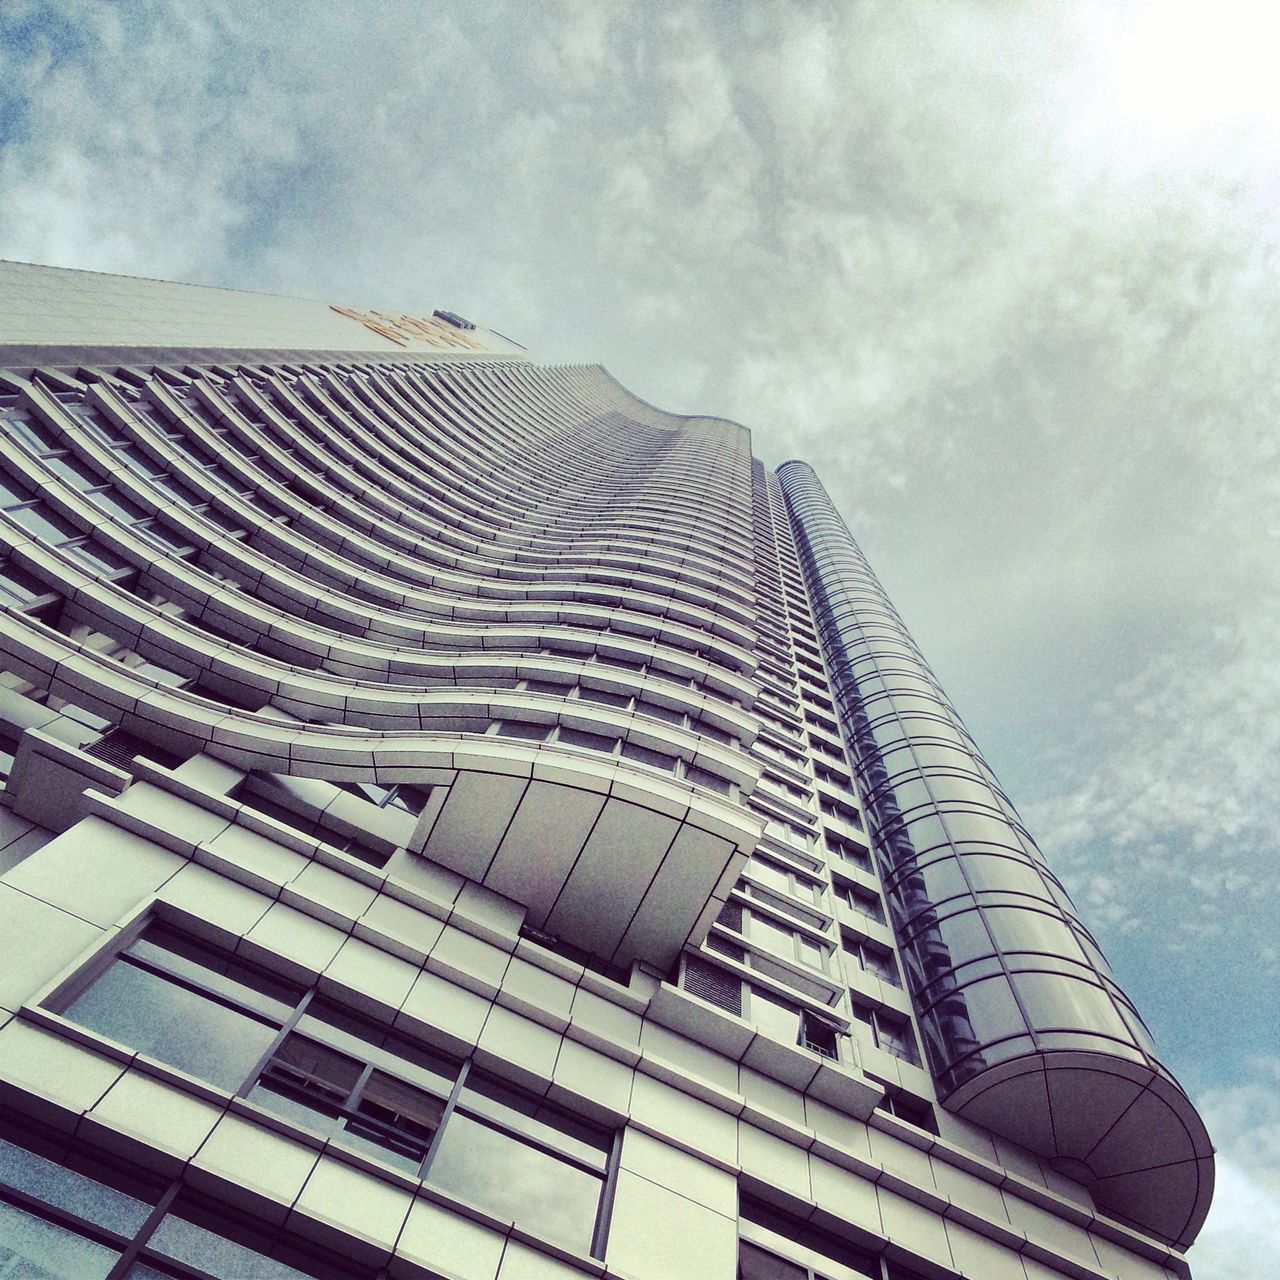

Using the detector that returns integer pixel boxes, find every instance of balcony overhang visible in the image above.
[409,743,760,972]
[946,1051,1214,1249]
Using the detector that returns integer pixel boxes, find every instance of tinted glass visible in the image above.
[0,1137,153,1231]
[7,503,78,543]
[0,1201,119,1280]
[428,1112,602,1256]
[66,961,279,1090]
[739,1241,807,1279]
[131,926,302,1017]
[750,987,801,1046]
[148,1213,326,1280]
[460,1073,609,1169]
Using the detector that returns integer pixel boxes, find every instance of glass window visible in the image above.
[577,686,629,707]
[852,1005,921,1066]
[53,924,616,1260]
[751,911,798,958]
[144,1193,365,1280]
[428,1112,603,1255]
[87,488,149,523]
[749,986,803,1046]
[0,558,51,606]
[620,741,678,771]
[63,539,132,575]
[0,1201,120,1280]
[739,1197,879,1278]
[740,1240,807,1280]
[248,1033,446,1175]
[65,959,280,1090]
[62,926,297,1090]
[43,453,102,490]
[427,1071,610,1257]
[557,726,617,753]
[0,1136,153,1232]
[498,720,550,740]
[6,502,79,544]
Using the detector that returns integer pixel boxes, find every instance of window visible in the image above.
[877,1093,937,1135]
[749,856,823,905]
[58,923,618,1260]
[493,720,735,795]
[0,1119,370,1280]
[234,781,392,869]
[746,909,828,974]
[739,1196,879,1278]
[746,987,842,1061]
[428,1070,613,1257]
[834,881,885,924]
[63,924,298,1090]
[851,1004,921,1066]
[336,780,432,816]
[820,797,863,830]
[0,475,132,581]
[826,835,871,873]
[841,935,902,988]
[0,558,56,610]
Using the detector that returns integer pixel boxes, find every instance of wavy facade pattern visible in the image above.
[0,262,1210,1280]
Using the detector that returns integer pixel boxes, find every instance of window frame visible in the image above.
[0,1117,372,1280]
[49,916,620,1261]
[851,1002,922,1067]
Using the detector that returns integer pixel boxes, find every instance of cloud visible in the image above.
[1018,609,1280,975]
[1188,1060,1280,1279]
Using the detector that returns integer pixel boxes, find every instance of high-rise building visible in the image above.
[0,260,1212,1280]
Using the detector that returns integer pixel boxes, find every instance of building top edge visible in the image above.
[0,260,526,360]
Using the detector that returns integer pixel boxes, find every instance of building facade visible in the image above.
[0,261,1211,1280]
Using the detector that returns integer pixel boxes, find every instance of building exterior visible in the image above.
[0,260,1211,1280]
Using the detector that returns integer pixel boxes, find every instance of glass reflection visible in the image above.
[148,1210,325,1280]
[0,1201,119,1280]
[0,1137,153,1231]
[65,962,279,1090]
[1012,973,1133,1042]
[428,1112,602,1256]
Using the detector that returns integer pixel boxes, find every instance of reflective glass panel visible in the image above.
[960,854,1050,898]
[0,1201,119,1280]
[459,1073,609,1169]
[428,1112,603,1256]
[750,912,797,959]
[0,1137,152,1231]
[1012,973,1133,1040]
[65,961,279,1090]
[750,987,802,1046]
[148,1213,323,1280]
[984,908,1083,959]
[950,976,1027,1043]
[739,1240,807,1279]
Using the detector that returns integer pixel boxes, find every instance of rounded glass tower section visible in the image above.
[777,460,1211,1249]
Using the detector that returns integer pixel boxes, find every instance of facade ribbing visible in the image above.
[0,261,1210,1280]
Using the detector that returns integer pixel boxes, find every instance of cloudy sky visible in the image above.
[1,1,1276,1272]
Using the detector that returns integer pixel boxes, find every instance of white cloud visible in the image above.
[1188,1060,1280,1279]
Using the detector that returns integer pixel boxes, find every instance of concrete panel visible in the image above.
[544,799,676,957]
[606,1169,737,1280]
[422,772,529,881]
[613,823,733,970]
[485,781,605,922]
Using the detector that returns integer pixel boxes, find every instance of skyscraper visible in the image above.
[0,260,1212,1280]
